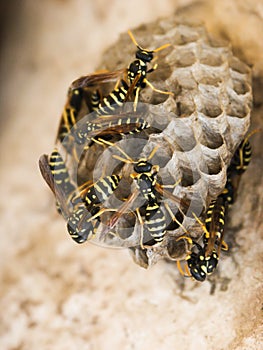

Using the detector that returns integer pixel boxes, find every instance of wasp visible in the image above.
[70,30,173,113]
[56,90,150,157]
[96,138,189,248]
[186,194,228,281]
[55,30,172,152]
[55,70,126,150]
[73,112,149,147]
[39,149,98,243]
[176,195,228,282]
[126,30,173,110]
[48,148,77,198]
[191,196,228,282]
[79,174,121,218]
[93,79,130,116]
[40,148,133,243]
[201,197,228,255]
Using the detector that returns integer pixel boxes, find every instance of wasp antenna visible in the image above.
[147,145,160,160]
[98,138,134,162]
[153,43,171,53]
[113,154,133,164]
[128,30,141,49]
[113,145,134,162]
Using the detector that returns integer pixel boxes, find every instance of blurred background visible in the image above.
[0,1,262,349]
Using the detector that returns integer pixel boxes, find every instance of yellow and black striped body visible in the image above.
[229,139,252,175]
[43,149,98,244]
[105,116,149,134]
[48,149,75,197]
[220,133,256,206]
[145,202,166,243]
[58,108,77,143]
[204,198,226,247]
[187,197,226,281]
[57,88,84,145]
[131,159,169,245]
[74,116,149,145]
[95,80,129,116]
[73,121,102,144]
[82,175,121,215]
[90,89,101,111]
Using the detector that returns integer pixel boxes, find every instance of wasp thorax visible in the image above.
[128,61,143,77]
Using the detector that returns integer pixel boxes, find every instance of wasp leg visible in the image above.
[176,260,190,278]
[136,207,146,250]
[144,78,174,96]
[192,212,210,238]
[133,87,141,112]
[159,178,181,189]
[164,202,188,233]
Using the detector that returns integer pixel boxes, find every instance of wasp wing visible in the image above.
[70,69,126,89]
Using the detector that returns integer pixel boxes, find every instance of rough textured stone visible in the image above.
[0,2,262,350]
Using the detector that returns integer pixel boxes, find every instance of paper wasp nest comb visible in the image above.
[77,17,252,268]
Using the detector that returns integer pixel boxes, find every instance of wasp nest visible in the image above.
[75,17,252,268]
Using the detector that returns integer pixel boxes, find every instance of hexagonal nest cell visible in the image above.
[62,17,252,269]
